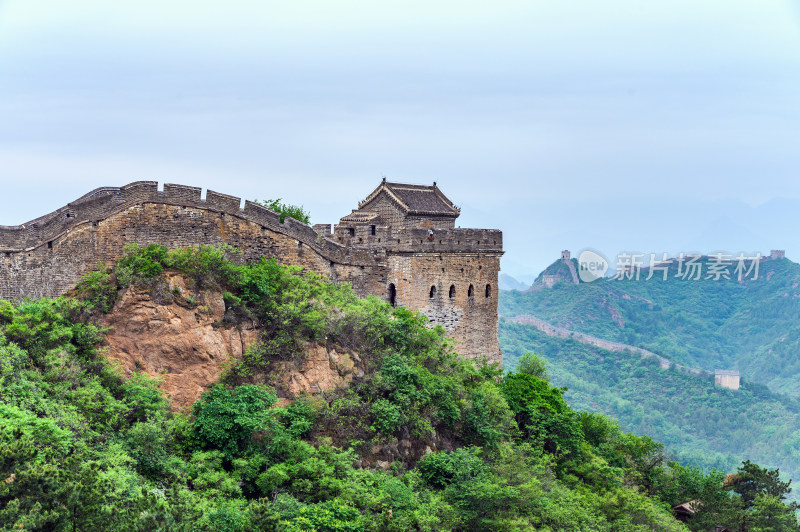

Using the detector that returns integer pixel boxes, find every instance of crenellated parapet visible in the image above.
[0,181,385,268]
[330,225,502,255]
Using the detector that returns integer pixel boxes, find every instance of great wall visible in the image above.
[505,313,710,377]
[0,179,503,364]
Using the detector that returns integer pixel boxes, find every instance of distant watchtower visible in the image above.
[561,250,571,261]
[770,250,786,260]
[715,370,740,391]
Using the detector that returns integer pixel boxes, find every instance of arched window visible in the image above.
[429,285,437,298]
[468,284,474,297]
[485,284,492,298]
[449,285,456,298]
[388,283,396,307]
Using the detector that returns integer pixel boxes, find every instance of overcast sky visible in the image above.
[1,1,798,277]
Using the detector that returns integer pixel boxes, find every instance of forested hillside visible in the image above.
[3,245,796,530]
[501,256,800,396]
[501,323,800,490]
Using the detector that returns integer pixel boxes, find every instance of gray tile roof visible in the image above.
[359,180,460,217]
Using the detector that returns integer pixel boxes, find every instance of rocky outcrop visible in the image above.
[102,274,363,411]
[276,343,362,399]
[102,274,259,411]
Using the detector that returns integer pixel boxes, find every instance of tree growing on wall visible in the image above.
[254,199,310,224]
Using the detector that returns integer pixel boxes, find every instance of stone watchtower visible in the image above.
[331,179,504,364]
[714,370,740,391]
[0,179,503,365]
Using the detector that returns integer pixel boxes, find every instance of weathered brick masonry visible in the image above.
[0,180,503,364]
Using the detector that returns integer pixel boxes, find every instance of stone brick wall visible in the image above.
[0,182,503,364]
[385,252,502,364]
[508,314,708,377]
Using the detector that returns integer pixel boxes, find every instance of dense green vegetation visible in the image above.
[501,257,800,396]
[501,323,800,492]
[1,245,797,530]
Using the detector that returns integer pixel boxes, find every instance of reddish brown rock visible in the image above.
[102,276,258,411]
[101,275,361,411]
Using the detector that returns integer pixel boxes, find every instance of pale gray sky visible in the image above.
[1,1,799,276]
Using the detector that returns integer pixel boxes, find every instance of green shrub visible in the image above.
[370,399,402,434]
[192,384,278,460]
[255,198,310,224]
[116,243,168,285]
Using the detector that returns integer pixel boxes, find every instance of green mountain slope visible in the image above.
[501,322,800,487]
[501,256,800,395]
[9,244,765,531]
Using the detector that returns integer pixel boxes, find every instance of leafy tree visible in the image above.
[255,198,311,224]
[192,384,278,461]
[516,351,549,381]
[728,460,795,509]
[501,372,583,459]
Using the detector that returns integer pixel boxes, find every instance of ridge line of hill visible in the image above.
[505,313,709,377]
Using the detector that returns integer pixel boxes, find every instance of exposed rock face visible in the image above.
[274,343,361,403]
[102,274,362,411]
[102,274,258,411]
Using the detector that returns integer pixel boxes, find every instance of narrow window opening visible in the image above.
[468,284,474,297]
[449,285,456,298]
[348,228,355,236]
[47,241,53,249]
[429,286,436,298]
[485,284,492,298]
[370,225,376,235]
[388,283,397,307]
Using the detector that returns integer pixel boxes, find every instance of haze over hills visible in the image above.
[493,197,800,280]
[501,253,800,396]
[498,273,530,291]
